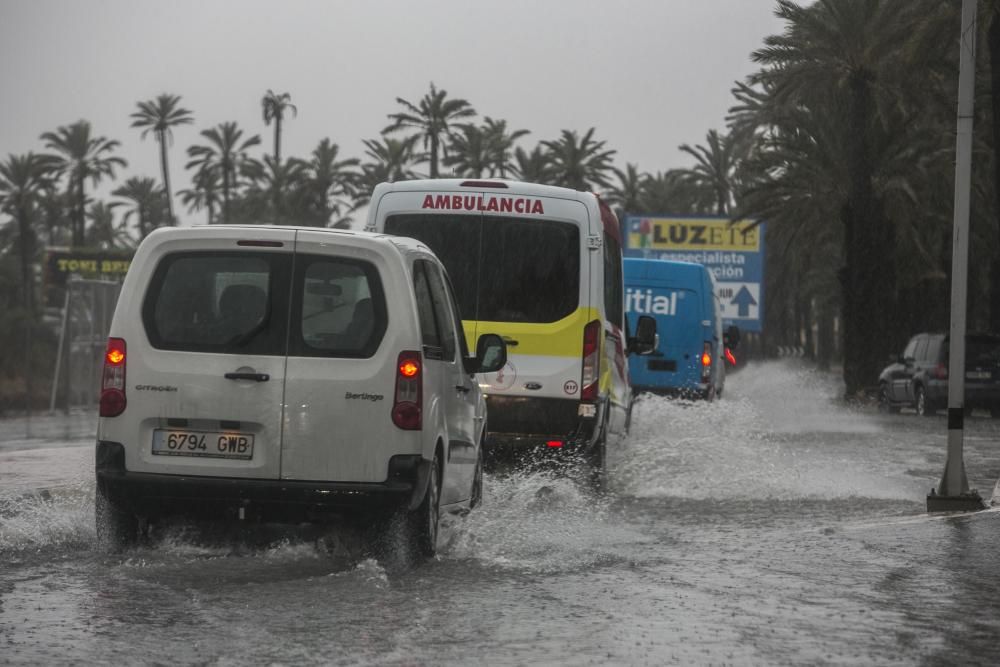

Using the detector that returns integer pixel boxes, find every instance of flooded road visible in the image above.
[3,360,1000,665]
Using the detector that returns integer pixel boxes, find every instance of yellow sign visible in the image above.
[629,218,759,252]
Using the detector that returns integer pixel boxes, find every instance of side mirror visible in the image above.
[627,315,657,356]
[723,325,741,350]
[465,333,507,374]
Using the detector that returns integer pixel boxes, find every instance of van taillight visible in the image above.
[581,320,601,402]
[100,337,127,417]
[701,342,712,382]
[701,343,712,367]
[933,363,948,380]
[392,351,422,430]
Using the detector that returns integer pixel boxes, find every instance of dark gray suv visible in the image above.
[878,332,1000,416]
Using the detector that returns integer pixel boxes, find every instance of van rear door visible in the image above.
[122,228,293,480]
[626,280,703,391]
[279,230,401,483]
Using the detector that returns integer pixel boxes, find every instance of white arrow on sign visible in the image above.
[715,282,760,320]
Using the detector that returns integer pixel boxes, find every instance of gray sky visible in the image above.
[0,0,785,225]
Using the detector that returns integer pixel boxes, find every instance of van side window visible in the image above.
[914,336,929,363]
[603,233,623,330]
[142,251,290,355]
[442,271,472,361]
[290,255,387,358]
[413,260,442,356]
[425,262,458,361]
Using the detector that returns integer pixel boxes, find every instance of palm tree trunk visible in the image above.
[840,71,896,398]
[989,8,1000,331]
[17,205,33,313]
[159,130,175,225]
[274,117,282,165]
[430,133,439,178]
[75,174,86,247]
[222,169,231,224]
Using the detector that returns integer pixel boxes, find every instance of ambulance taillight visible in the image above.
[581,320,601,402]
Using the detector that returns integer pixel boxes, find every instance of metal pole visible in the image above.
[49,284,71,413]
[89,283,97,407]
[927,0,986,512]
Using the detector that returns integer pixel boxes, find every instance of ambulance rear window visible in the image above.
[385,214,579,324]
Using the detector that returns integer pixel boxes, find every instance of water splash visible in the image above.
[446,469,651,572]
[615,360,923,503]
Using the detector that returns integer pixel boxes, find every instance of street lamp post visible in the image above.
[926,0,988,512]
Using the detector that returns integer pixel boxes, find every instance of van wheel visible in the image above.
[915,386,933,417]
[95,488,139,551]
[470,443,484,510]
[407,455,440,559]
[878,383,900,414]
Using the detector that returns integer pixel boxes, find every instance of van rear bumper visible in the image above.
[484,396,598,452]
[96,441,424,522]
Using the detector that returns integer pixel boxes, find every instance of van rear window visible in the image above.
[385,214,579,323]
[142,252,291,355]
[289,255,387,358]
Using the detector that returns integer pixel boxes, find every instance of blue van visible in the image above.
[624,258,736,400]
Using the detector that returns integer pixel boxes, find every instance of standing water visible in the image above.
[2,360,1000,664]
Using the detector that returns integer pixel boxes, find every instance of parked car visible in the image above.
[878,332,1000,416]
[95,225,506,556]
[366,179,657,485]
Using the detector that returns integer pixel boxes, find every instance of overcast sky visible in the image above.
[1,0,786,225]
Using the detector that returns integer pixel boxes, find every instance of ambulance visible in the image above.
[366,179,656,484]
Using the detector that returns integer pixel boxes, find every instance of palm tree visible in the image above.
[363,135,420,182]
[676,129,746,216]
[40,120,127,246]
[542,128,616,191]
[443,124,491,178]
[130,93,194,224]
[292,138,360,227]
[185,122,262,224]
[243,154,307,224]
[113,176,167,240]
[384,82,476,178]
[639,169,714,215]
[85,201,132,249]
[511,145,554,184]
[353,136,421,208]
[261,90,297,165]
[605,163,646,215]
[177,167,221,225]
[482,117,529,178]
[0,152,57,311]
[740,0,955,394]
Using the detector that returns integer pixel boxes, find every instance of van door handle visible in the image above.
[502,337,519,347]
[225,372,270,382]
[455,384,471,393]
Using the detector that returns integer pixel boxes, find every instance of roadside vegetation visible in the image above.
[2,0,1000,407]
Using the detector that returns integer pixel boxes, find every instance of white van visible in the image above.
[95,225,506,555]
[366,179,656,484]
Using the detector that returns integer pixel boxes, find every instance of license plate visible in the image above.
[966,371,991,380]
[152,429,254,460]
